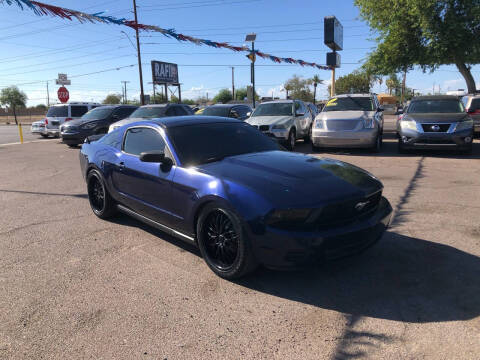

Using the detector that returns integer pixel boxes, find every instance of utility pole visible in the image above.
[251,41,256,108]
[121,81,130,104]
[231,66,235,101]
[400,69,407,104]
[46,81,50,106]
[206,92,209,102]
[132,0,145,105]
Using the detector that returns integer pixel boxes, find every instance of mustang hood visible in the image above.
[406,113,468,123]
[246,115,293,126]
[197,151,382,207]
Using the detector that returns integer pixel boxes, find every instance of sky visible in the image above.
[0,0,478,106]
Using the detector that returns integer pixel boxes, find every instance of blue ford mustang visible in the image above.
[80,116,392,279]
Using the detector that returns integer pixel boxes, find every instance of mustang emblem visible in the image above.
[355,201,370,211]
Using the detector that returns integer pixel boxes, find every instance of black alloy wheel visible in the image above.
[197,204,257,279]
[87,170,116,219]
[203,210,239,270]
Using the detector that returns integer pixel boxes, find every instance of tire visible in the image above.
[196,203,258,279]
[40,134,48,138]
[303,125,312,143]
[371,135,382,153]
[87,169,117,219]
[286,129,296,151]
[460,144,473,155]
[397,139,407,154]
[67,144,78,148]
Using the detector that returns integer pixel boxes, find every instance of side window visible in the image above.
[100,131,122,149]
[295,101,306,114]
[165,106,176,116]
[182,105,193,115]
[123,127,165,156]
[113,107,135,120]
[233,106,245,118]
[470,98,480,110]
[173,105,187,116]
[71,106,88,117]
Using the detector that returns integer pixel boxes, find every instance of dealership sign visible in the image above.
[56,73,71,85]
[151,61,179,84]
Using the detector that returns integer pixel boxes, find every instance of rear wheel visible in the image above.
[197,204,257,279]
[397,139,407,154]
[87,170,116,219]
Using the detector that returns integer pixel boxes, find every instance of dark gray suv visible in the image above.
[397,95,474,153]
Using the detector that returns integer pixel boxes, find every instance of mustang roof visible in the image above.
[148,116,241,128]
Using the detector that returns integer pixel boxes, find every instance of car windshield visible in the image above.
[81,107,113,120]
[201,106,230,117]
[324,97,374,112]
[408,100,464,113]
[252,103,293,116]
[129,106,166,118]
[46,105,68,117]
[168,122,282,166]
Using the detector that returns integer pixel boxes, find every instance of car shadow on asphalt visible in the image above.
[0,189,88,199]
[236,230,480,324]
[295,132,480,159]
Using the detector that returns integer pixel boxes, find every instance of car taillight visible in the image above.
[65,118,73,122]
[45,118,48,124]
[398,114,405,121]
[467,109,480,115]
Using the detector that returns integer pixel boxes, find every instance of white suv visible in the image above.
[44,102,100,137]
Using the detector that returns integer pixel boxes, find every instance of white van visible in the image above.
[45,102,101,137]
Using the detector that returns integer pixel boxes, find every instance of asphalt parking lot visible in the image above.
[1,119,480,359]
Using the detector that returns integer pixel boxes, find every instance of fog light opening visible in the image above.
[464,137,472,143]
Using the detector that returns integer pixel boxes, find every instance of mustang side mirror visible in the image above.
[140,151,173,172]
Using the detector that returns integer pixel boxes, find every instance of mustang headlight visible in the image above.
[81,121,99,130]
[400,119,417,131]
[314,120,324,129]
[267,209,311,226]
[455,119,473,132]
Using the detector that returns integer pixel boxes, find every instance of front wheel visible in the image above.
[286,129,296,151]
[303,125,312,143]
[40,134,49,138]
[197,204,258,279]
[87,170,117,219]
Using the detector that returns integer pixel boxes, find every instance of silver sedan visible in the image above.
[311,94,384,152]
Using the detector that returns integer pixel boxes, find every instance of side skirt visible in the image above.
[117,204,196,244]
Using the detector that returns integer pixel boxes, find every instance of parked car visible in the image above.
[461,94,480,135]
[80,116,392,279]
[397,95,474,153]
[200,104,252,121]
[31,119,47,137]
[108,103,193,133]
[60,105,137,147]
[245,100,312,151]
[311,94,384,152]
[44,102,101,137]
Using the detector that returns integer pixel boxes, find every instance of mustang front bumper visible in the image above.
[249,196,393,269]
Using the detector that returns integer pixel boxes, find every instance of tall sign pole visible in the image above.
[245,33,257,108]
[324,16,343,98]
[133,0,145,105]
[231,66,235,100]
[331,66,336,97]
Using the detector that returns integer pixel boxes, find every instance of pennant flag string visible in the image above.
[1,0,331,70]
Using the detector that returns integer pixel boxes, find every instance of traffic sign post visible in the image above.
[57,86,69,103]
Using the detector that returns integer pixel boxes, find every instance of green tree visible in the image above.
[213,88,233,104]
[0,86,27,125]
[283,75,314,102]
[34,104,47,112]
[182,98,196,105]
[170,94,179,103]
[385,74,401,95]
[311,75,323,105]
[235,87,248,101]
[329,71,371,95]
[356,0,479,93]
[103,94,122,104]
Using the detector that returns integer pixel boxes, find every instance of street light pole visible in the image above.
[251,41,256,108]
[132,0,145,105]
[231,66,235,100]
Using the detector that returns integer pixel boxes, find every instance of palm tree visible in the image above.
[283,83,293,99]
[311,75,323,105]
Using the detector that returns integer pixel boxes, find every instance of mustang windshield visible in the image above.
[252,103,293,116]
[408,100,464,113]
[324,97,374,112]
[129,106,166,118]
[169,122,282,166]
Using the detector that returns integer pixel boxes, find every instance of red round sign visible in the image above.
[57,86,69,103]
